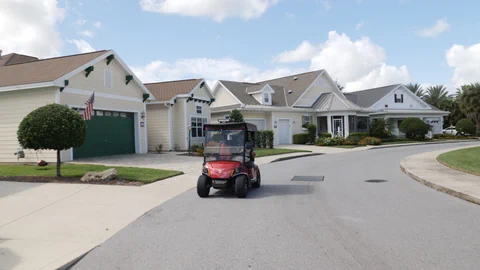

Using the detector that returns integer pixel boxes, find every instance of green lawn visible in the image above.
[437,147,480,176]
[254,148,311,158]
[0,164,183,183]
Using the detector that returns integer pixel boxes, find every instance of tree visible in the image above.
[458,83,480,128]
[369,119,391,139]
[442,98,466,128]
[424,85,450,109]
[399,118,430,140]
[229,109,244,122]
[405,83,425,98]
[456,118,477,136]
[17,104,86,177]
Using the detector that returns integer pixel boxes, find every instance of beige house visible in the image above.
[145,79,214,151]
[211,70,370,145]
[0,50,154,163]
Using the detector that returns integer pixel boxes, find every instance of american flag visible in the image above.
[82,91,95,120]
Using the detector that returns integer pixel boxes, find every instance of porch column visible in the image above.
[344,114,350,138]
[327,115,332,135]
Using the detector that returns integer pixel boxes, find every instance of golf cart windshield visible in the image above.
[204,130,245,160]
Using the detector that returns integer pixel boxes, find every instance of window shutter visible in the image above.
[401,94,404,103]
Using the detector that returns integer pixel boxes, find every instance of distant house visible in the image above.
[345,84,449,136]
[211,70,370,145]
[0,50,154,162]
[145,79,215,151]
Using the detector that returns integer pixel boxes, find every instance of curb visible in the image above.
[400,161,480,206]
[369,139,478,150]
[270,153,324,163]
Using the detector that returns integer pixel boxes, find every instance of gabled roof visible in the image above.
[218,70,323,108]
[0,53,39,66]
[345,84,401,108]
[145,79,203,101]
[316,92,366,112]
[0,50,107,88]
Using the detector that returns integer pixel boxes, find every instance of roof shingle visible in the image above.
[345,84,400,108]
[145,79,203,101]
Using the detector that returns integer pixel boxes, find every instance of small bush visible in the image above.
[155,144,163,153]
[318,132,332,138]
[264,130,274,149]
[293,133,309,144]
[229,109,244,122]
[347,132,369,143]
[456,118,477,136]
[254,131,263,148]
[259,131,267,148]
[434,134,456,139]
[369,119,391,138]
[307,124,317,143]
[360,136,382,145]
[316,136,345,146]
[191,144,200,152]
[196,144,204,155]
[399,118,430,140]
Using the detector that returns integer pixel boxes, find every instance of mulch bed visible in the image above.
[0,176,144,186]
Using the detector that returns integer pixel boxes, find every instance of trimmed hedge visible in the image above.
[293,133,309,144]
[307,124,317,143]
[456,118,476,136]
[347,132,369,143]
[399,118,430,140]
[264,130,274,149]
[359,136,382,145]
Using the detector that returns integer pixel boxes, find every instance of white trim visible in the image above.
[184,99,188,150]
[369,85,403,109]
[143,102,148,154]
[134,112,140,154]
[217,81,244,105]
[0,82,56,93]
[66,104,141,113]
[291,70,325,107]
[168,104,173,151]
[63,88,143,102]
[277,118,293,145]
[211,102,239,109]
[55,89,60,104]
[188,79,215,99]
[148,101,173,105]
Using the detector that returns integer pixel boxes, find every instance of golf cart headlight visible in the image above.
[202,167,209,174]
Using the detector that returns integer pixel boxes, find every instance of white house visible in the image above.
[211,70,371,145]
[0,50,154,162]
[345,84,449,136]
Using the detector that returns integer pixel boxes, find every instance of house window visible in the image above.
[104,69,112,88]
[394,94,403,103]
[302,115,311,128]
[196,105,202,114]
[263,93,270,104]
[191,117,208,138]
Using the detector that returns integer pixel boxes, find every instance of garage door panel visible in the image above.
[245,119,266,131]
[73,111,135,159]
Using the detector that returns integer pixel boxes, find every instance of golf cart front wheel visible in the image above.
[252,170,261,188]
[235,175,248,198]
[197,175,210,198]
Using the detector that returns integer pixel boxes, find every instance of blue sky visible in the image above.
[2,0,480,92]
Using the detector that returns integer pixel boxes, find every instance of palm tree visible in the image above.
[424,85,449,109]
[458,83,480,128]
[405,83,425,98]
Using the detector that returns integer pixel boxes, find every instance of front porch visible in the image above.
[317,115,369,137]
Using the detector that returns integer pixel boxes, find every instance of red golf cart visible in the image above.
[197,122,261,198]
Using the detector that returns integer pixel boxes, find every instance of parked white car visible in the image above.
[443,126,457,135]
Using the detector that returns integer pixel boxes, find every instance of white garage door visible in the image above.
[245,119,266,131]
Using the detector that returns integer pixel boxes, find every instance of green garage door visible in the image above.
[74,110,136,159]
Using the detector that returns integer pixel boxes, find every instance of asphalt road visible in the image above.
[73,142,480,270]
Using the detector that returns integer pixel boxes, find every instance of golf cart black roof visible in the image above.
[204,122,258,132]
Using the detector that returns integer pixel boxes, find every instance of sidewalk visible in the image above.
[400,145,480,205]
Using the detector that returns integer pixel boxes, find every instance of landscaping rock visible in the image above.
[81,168,118,182]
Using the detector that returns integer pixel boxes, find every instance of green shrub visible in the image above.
[17,104,86,177]
[254,131,263,148]
[456,118,477,136]
[369,119,391,138]
[307,124,317,143]
[260,131,267,148]
[433,134,456,139]
[229,109,244,122]
[360,136,382,145]
[399,118,430,140]
[293,133,309,144]
[316,136,345,146]
[477,128,480,137]
[264,130,274,149]
[347,132,369,143]
[318,132,332,138]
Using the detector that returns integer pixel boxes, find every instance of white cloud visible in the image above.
[132,57,304,86]
[79,30,95,38]
[0,0,65,58]
[280,31,410,91]
[446,43,480,87]
[273,41,319,63]
[68,39,95,53]
[356,20,364,31]
[76,19,87,25]
[285,12,295,18]
[139,0,278,22]
[93,21,102,28]
[415,18,450,38]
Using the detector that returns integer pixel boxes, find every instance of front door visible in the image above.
[333,118,343,137]
[278,119,291,144]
